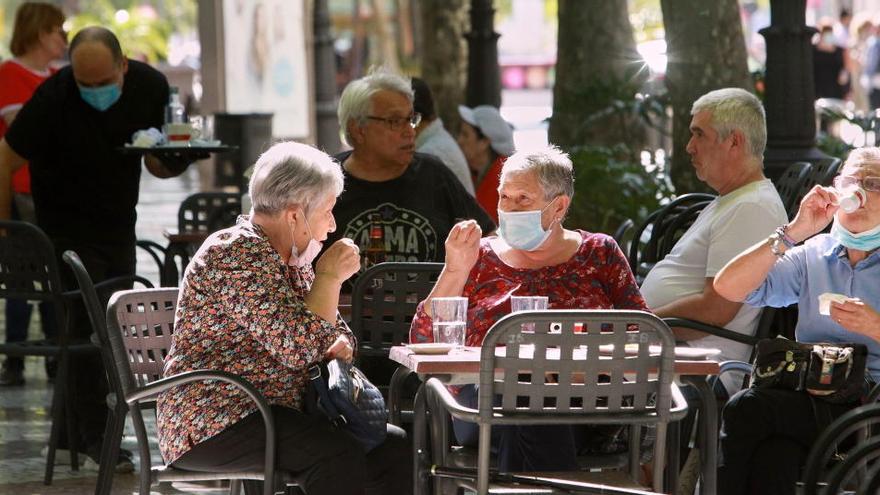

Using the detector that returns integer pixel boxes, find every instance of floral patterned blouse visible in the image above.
[157,216,352,465]
[410,231,648,345]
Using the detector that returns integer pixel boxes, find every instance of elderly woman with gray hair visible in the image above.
[156,142,411,495]
[410,145,647,472]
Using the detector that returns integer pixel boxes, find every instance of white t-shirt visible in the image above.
[640,178,788,366]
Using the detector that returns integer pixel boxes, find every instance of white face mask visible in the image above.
[289,209,322,267]
[497,197,558,251]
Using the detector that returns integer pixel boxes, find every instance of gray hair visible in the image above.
[842,147,880,175]
[248,141,344,215]
[500,145,574,200]
[691,88,766,161]
[337,67,413,147]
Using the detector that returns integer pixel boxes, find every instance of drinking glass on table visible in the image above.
[431,297,468,348]
[511,295,548,333]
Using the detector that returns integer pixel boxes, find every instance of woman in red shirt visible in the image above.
[0,2,67,386]
[410,145,646,472]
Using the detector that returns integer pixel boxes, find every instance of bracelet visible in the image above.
[767,232,787,257]
[775,225,796,249]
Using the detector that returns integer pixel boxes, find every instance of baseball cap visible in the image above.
[458,105,515,156]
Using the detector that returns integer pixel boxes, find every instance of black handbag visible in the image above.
[751,337,868,404]
[308,359,388,452]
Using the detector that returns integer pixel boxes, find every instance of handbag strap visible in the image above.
[308,364,347,428]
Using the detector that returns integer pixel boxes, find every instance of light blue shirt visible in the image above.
[745,234,880,380]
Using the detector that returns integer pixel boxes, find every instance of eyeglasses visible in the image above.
[833,175,880,192]
[365,113,421,131]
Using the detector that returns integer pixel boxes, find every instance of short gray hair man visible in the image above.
[691,88,766,162]
[500,145,575,200]
[249,141,344,215]
[337,67,413,147]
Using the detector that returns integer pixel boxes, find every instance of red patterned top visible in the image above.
[410,231,648,345]
[157,216,352,464]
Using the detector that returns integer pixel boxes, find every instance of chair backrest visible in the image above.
[801,402,880,495]
[810,157,843,188]
[628,193,715,278]
[0,220,65,302]
[476,309,681,493]
[773,161,813,220]
[105,288,179,397]
[0,220,68,335]
[612,218,635,254]
[177,192,241,234]
[350,262,443,356]
[478,309,677,422]
[656,199,712,259]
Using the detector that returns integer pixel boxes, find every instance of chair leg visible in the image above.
[94,402,127,495]
[64,352,80,472]
[44,350,75,485]
[229,479,242,495]
[388,365,410,426]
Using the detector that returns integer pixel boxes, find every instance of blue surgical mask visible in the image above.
[78,83,121,111]
[830,217,880,252]
[497,198,558,251]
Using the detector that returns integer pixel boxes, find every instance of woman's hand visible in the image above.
[315,238,361,284]
[444,220,481,275]
[324,334,354,363]
[830,299,880,340]
[787,186,839,242]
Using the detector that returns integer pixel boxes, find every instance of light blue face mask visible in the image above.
[78,83,121,112]
[830,217,880,252]
[497,198,558,251]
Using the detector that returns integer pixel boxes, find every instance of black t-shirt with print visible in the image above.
[329,151,495,263]
[5,60,168,244]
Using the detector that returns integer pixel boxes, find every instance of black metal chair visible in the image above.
[773,161,814,220]
[140,192,242,286]
[800,402,880,495]
[628,193,716,283]
[0,220,86,482]
[105,288,300,495]
[350,261,443,424]
[61,251,153,495]
[177,192,242,234]
[422,310,688,494]
[0,221,151,484]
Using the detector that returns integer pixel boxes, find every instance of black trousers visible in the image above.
[55,238,136,451]
[718,387,854,495]
[173,406,413,495]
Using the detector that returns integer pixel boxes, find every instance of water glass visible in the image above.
[431,297,468,347]
[510,295,548,333]
[510,295,549,313]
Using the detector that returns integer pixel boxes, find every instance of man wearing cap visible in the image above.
[457,104,515,223]
[331,69,494,266]
[411,78,473,195]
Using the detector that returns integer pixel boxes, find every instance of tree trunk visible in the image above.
[419,0,469,135]
[549,0,645,150]
[369,0,400,72]
[660,0,752,193]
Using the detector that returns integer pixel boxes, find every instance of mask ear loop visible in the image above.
[542,196,563,229]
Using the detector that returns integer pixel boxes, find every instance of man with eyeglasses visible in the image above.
[330,68,494,268]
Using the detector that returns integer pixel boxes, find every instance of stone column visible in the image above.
[464,0,501,107]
